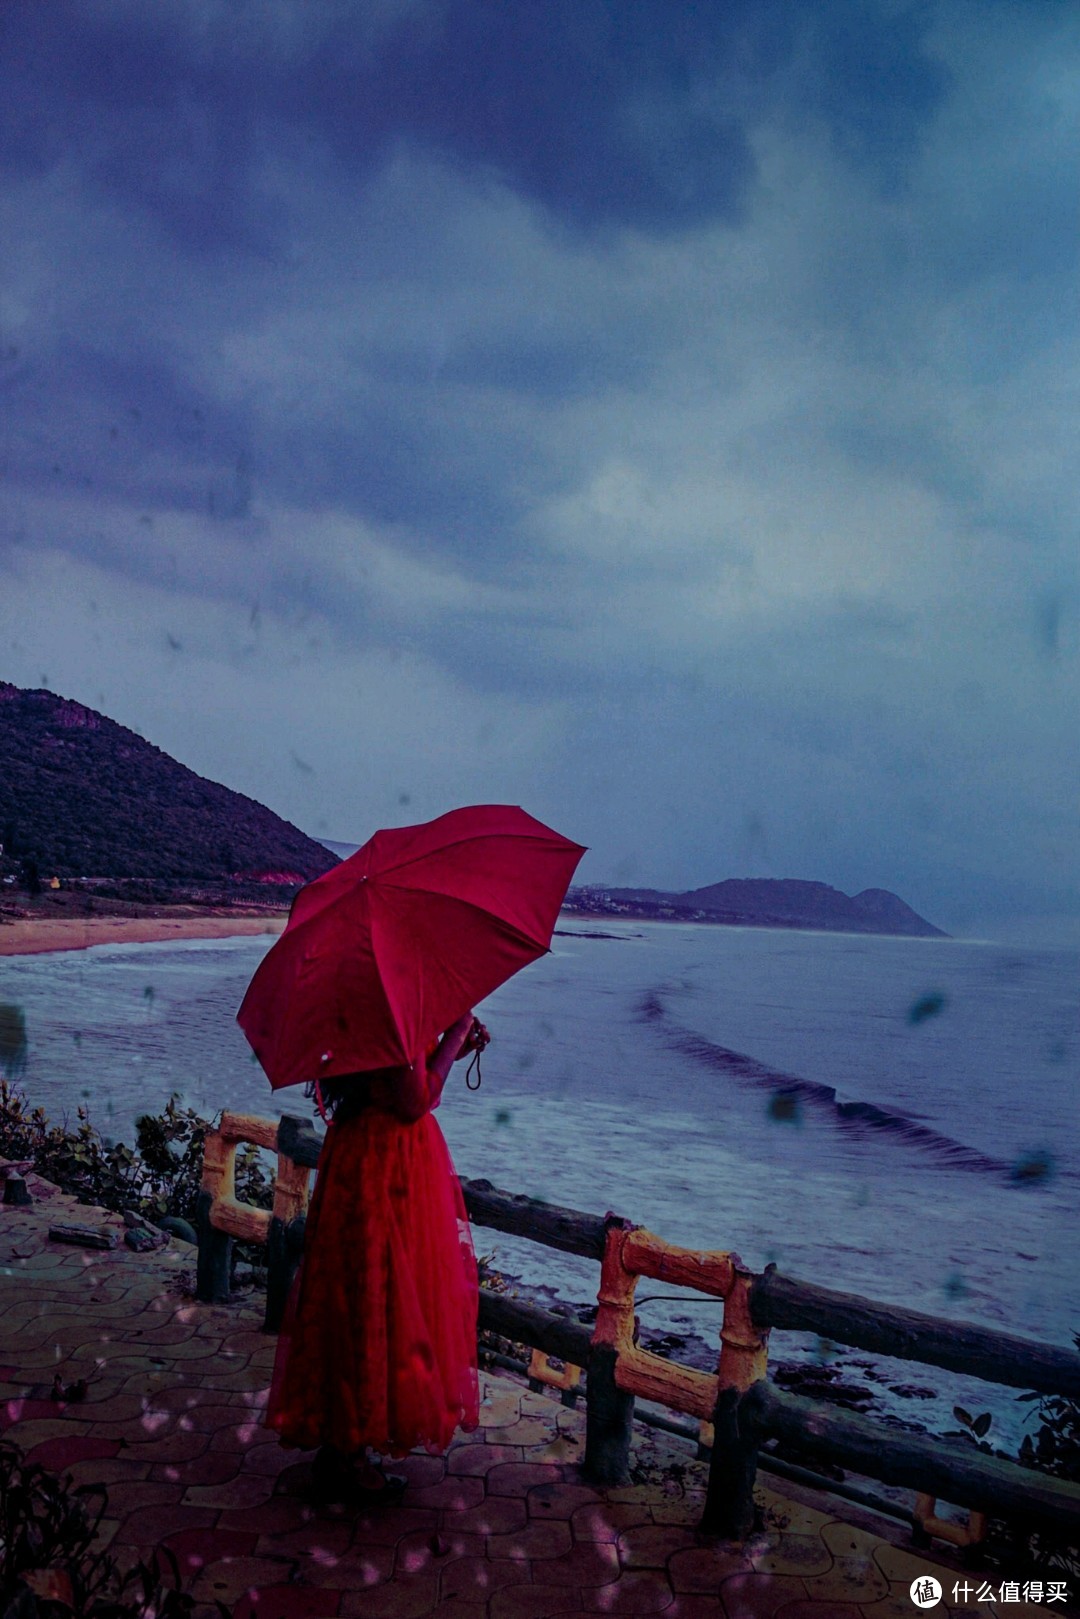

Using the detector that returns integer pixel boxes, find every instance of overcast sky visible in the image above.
[1,0,1077,939]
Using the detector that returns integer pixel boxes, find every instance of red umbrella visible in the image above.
[237,804,586,1091]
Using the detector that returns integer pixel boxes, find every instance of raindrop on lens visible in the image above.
[908,992,946,1025]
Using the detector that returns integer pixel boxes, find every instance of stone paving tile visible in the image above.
[854,1588,953,1619]
[190,1556,301,1606]
[477,1390,521,1428]
[329,1504,441,1549]
[257,1519,356,1564]
[448,1442,523,1476]
[805,1554,889,1605]
[406,1474,485,1512]
[606,1485,673,1507]
[218,1498,320,1536]
[25,1433,121,1471]
[443,1495,528,1537]
[162,1526,263,1578]
[3,1415,78,1446]
[528,1480,603,1519]
[650,1495,705,1526]
[747,1536,833,1578]
[771,1603,862,1618]
[233,1584,343,1619]
[572,1503,655,1543]
[183,1472,277,1509]
[428,1604,489,1619]
[199,1400,270,1431]
[98,1479,185,1515]
[65,1456,151,1486]
[73,1393,148,1423]
[393,1527,485,1575]
[120,1426,213,1464]
[715,1574,807,1618]
[113,1504,220,1547]
[617,1525,700,1569]
[152,1451,243,1486]
[438,1555,530,1601]
[871,1542,957,1586]
[483,1417,560,1446]
[539,1540,622,1588]
[293,1543,396,1591]
[485,1461,565,1496]
[3,1344,80,1370]
[393,1452,447,1489]
[486,1517,573,1562]
[491,1586,587,1619]
[818,1521,891,1561]
[191,1367,272,1392]
[580,1568,677,1612]
[519,1424,584,1457]
[337,1572,439,1617]
[667,1546,754,1594]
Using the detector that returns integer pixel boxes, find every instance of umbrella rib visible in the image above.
[365,830,577,885]
[372,880,555,951]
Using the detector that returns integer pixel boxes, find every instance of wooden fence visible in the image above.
[196,1111,1080,1542]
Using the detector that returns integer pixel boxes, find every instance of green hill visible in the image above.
[0,683,337,887]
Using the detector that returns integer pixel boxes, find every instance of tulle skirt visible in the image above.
[265,1105,479,1458]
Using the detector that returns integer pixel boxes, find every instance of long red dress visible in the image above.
[265,1093,479,1458]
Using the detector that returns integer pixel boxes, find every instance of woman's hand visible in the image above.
[456,1018,490,1059]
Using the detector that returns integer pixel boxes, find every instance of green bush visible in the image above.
[0,1082,273,1230]
[0,1437,222,1619]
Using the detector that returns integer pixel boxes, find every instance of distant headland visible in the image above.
[563,879,947,938]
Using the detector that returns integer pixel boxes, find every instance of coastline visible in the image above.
[0,912,288,957]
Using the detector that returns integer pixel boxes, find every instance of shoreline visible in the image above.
[0,913,288,957]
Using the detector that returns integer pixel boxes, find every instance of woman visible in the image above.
[266,1008,488,1499]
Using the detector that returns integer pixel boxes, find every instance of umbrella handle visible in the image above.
[465,1049,483,1090]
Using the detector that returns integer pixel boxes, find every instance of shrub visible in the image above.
[0,1083,272,1262]
[0,1437,222,1619]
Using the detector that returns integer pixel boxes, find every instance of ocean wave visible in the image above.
[637,989,1014,1176]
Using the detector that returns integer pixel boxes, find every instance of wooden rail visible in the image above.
[194,1110,319,1319]
[197,1113,1080,1545]
[752,1268,1080,1399]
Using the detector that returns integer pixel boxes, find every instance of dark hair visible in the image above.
[308,1067,399,1123]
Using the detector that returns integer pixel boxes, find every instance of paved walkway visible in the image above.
[0,1175,1056,1618]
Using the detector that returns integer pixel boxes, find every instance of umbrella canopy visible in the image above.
[237,804,586,1090]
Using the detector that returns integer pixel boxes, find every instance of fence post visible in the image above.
[583,1217,637,1485]
[261,1114,316,1331]
[264,1213,307,1332]
[195,1126,237,1304]
[700,1258,770,1537]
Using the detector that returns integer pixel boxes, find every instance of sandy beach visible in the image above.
[0,912,288,957]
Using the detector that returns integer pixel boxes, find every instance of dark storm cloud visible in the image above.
[2,0,945,241]
[0,0,952,584]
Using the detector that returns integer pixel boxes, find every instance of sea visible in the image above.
[2,921,1076,1453]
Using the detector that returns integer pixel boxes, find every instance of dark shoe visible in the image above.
[311,1447,406,1505]
[351,1468,406,1504]
[311,1445,355,1502]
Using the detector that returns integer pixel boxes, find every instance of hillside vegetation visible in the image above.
[0,683,337,887]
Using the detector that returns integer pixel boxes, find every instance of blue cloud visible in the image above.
[2,0,947,241]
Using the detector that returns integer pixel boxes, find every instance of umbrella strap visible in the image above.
[312,1076,332,1125]
[465,1049,483,1090]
